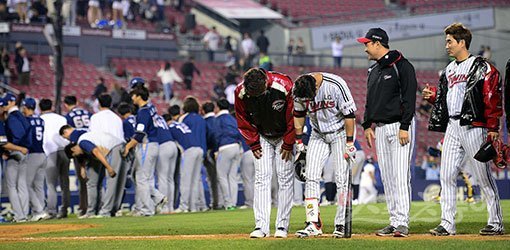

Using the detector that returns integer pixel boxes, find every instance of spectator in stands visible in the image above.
[0,46,9,84]
[213,77,226,101]
[29,0,48,23]
[111,0,124,29]
[225,50,237,69]
[110,82,130,109]
[256,30,270,54]
[331,36,344,68]
[157,61,183,103]
[180,56,200,90]
[0,1,11,22]
[88,0,102,28]
[483,46,492,62]
[203,26,221,62]
[15,0,28,23]
[225,64,239,86]
[15,48,30,86]
[258,52,272,71]
[287,38,294,65]
[296,37,306,65]
[241,32,256,68]
[77,0,88,22]
[224,35,234,52]
[93,77,107,99]
[114,63,128,78]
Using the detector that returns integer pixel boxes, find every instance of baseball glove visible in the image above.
[294,151,307,182]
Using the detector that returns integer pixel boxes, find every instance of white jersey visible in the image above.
[78,131,124,153]
[445,56,476,117]
[41,112,69,155]
[294,72,356,133]
[89,109,124,142]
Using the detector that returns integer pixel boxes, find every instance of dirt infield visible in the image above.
[0,225,509,243]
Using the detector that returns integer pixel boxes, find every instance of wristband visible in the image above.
[346,136,354,143]
[296,134,303,140]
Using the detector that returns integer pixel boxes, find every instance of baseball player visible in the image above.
[64,95,91,216]
[235,68,295,238]
[292,72,357,238]
[358,27,417,237]
[202,101,222,209]
[215,98,242,210]
[40,99,71,219]
[21,98,50,221]
[178,97,208,212]
[239,139,254,209]
[155,113,177,213]
[123,86,160,216]
[117,103,136,214]
[3,93,31,222]
[423,23,504,236]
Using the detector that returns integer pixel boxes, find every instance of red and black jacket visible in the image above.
[428,56,502,132]
[235,71,295,152]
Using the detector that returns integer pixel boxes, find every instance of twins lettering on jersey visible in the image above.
[447,73,468,88]
[309,100,336,112]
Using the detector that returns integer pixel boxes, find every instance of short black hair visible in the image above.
[64,95,77,105]
[293,74,316,99]
[59,124,72,136]
[183,96,199,113]
[243,68,267,96]
[98,94,112,108]
[168,105,181,116]
[202,102,214,113]
[117,102,133,116]
[216,98,230,110]
[39,98,52,111]
[130,86,149,101]
[444,22,472,50]
[162,114,173,122]
[64,142,77,159]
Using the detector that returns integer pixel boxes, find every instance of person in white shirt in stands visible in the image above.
[203,26,220,62]
[358,157,378,205]
[40,99,70,219]
[241,32,256,68]
[331,36,344,68]
[157,61,182,103]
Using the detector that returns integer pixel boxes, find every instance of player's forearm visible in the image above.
[294,117,305,136]
[125,138,138,151]
[345,118,355,143]
[3,142,26,152]
[92,148,114,172]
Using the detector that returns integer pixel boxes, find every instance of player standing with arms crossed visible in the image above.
[293,72,357,238]
[235,68,295,238]
[423,23,504,236]
[357,28,417,237]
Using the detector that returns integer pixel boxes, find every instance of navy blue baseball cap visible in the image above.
[2,93,16,106]
[22,97,36,109]
[129,77,145,89]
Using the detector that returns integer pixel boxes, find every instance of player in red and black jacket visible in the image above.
[234,68,295,238]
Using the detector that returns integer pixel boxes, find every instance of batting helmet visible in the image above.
[294,151,307,182]
[474,140,497,163]
[129,77,145,89]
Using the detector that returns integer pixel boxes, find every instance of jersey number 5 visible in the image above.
[35,127,43,141]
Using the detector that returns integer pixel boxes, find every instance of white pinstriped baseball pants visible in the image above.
[439,119,503,233]
[253,136,294,234]
[305,130,350,226]
[375,119,415,228]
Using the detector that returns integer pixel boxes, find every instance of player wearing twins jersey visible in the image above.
[358,28,417,237]
[423,23,503,236]
[293,72,357,238]
[124,86,161,216]
[4,93,31,222]
[21,98,50,221]
[235,68,295,238]
[64,95,91,129]
[178,97,208,212]
[64,95,91,216]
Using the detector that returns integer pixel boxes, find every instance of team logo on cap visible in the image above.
[272,100,285,112]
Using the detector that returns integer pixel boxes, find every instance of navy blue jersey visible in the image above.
[6,110,31,148]
[181,112,207,152]
[169,121,193,150]
[134,103,159,143]
[27,115,44,153]
[214,111,242,148]
[204,115,217,152]
[66,107,91,129]
[123,115,136,142]
[156,114,174,144]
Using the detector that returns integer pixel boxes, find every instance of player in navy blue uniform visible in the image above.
[215,98,243,210]
[3,93,31,222]
[178,97,208,212]
[21,98,50,221]
[155,113,177,213]
[202,101,221,209]
[124,86,161,216]
[117,103,136,215]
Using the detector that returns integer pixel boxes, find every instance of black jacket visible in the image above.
[428,56,502,132]
[362,50,417,131]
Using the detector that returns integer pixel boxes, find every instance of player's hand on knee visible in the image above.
[364,128,375,148]
[487,131,499,142]
[399,130,409,146]
[280,148,292,162]
[252,149,262,159]
[344,143,356,162]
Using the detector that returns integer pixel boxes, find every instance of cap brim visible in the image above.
[357,37,371,44]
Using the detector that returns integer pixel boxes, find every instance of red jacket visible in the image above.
[235,71,295,151]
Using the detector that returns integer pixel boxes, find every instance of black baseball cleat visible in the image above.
[332,224,345,238]
[376,225,395,237]
[429,225,452,236]
[479,225,504,236]
[393,225,409,237]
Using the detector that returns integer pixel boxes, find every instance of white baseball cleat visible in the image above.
[295,222,323,238]
[30,212,49,222]
[274,227,288,238]
[249,228,268,238]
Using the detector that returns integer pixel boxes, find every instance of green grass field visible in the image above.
[1,200,509,249]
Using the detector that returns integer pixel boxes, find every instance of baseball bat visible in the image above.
[343,162,352,238]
